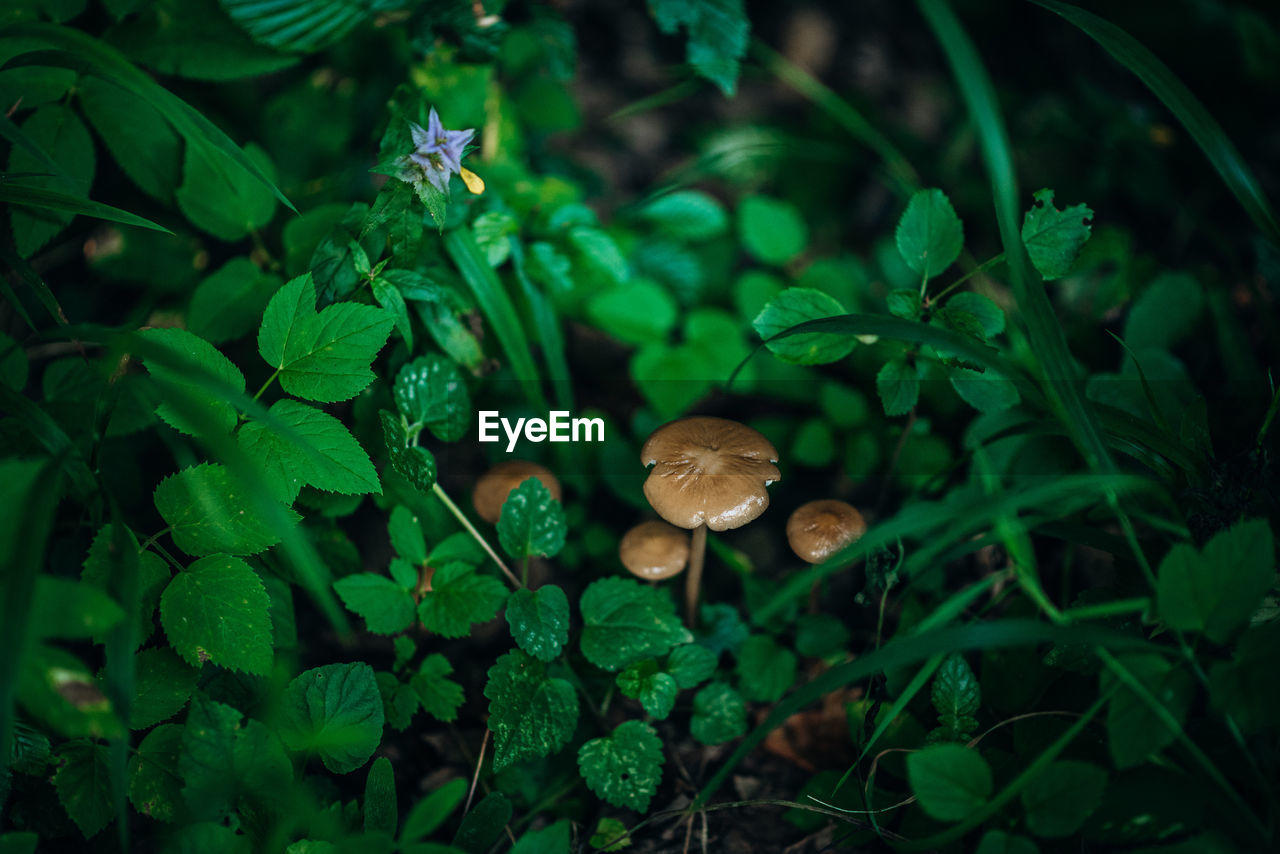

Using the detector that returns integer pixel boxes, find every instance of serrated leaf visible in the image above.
[188,258,282,345]
[154,463,299,556]
[180,696,292,817]
[160,554,274,674]
[416,563,508,639]
[175,142,276,241]
[7,104,94,258]
[639,190,728,241]
[130,646,198,729]
[497,477,567,560]
[483,649,578,771]
[590,817,632,851]
[393,354,471,442]
[257,273,394,403]
[578,720,664,812]
[380,410,437,493]
[389,505,427,565]
[887,288,921,320]
[906,743,992,822]
[896,188,963,281]
[928,653,980,742]
[409,654,465,723]
[735,634,797,703]
[876,360,919,416]
[616,660,679,720]
[239,399,380,504]
[505,585,570,662]
[666,643,718,689]
[334,573,416,635]
[568,225,628,285]
[1156,519,1274,643]
[54,740,114,838]
[80,75,180,202]
[752,287,854,365]
[281,662,384,774]
[1019,760,1107,838]
[1020,189,1093,280]
[649,0,749,96]
[128,723,185,823]
[138,327,246,438]
[738,195,807,265]
[580,577,692,672]
[690,681,746,745]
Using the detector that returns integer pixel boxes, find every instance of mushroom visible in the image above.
[619,520,690,582]
[786,500,867,564]
[472,460,562,524]
[640,416,780,626]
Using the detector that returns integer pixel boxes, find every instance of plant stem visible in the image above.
[930,252,1006,304]
[430,482,522,589]
[252,369,280,402]
[685,523,707,628]
[137,527,171,554]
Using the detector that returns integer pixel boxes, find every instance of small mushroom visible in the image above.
[786,500,867,564]
[472,460,562,524]
[619,520,690,581]
[640,416,780,625]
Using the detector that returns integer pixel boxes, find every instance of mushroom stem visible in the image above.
[685,523,707,628]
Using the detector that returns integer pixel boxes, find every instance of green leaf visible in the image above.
[587,279,679,345]
[334,573,416,635]
[416,563,508,639]
[568,226,628,285]
[1156,519,1274,643]
[738,195,807,266]
[928,653,980,742]
[1020,189,1093,280]
[616,660,679,720]
[380,410,437,494]
[690,681,746,745]
[578,720,664,812]
[371,276,413,350]
[79,75,180,202]
[1019,760,1107,838]
[1103,653,1194,768]
[389,505,427,566]
[580,577,693,672]
[26,577,125,642]
[511,820,572,854]
[887,288,921,320]
[974,830,1039,854]
[138,327,246,437]
[409,654,465,723]
[497,477,567,560]
[639,190,728,241]
[472,211,517,267]
[128,723,185,823]
[7,104,94,258]
[281,662,385,774]
[1208,622,1280,735]
[219,0,382,53]
[483,649,578,771]
[257,274,394,403]
[649,0,749,96]
[175,142,277,241]
[906,743,992,822]
[453,792,512,854]
[752,287,855,365]
[1122,272,1203,352]
[364,756,396,836]
[666,643,718,689]
[590,817,631,851]
[527,241,573,293]
[946,291,1005,337]
[949,367,1021,413]
[505,585,570,662]
[179,696,291,818]
[239,399,380,504]
[160,554,274,675]
[54,740,114,838]
[188,258,282,345]
[401,779,467,844]
[154,463,299,556]
[130,646,198,729]
[876,360,919,416]
[895,188,963,280]
[393,354,471,442]
[735,635,797,703]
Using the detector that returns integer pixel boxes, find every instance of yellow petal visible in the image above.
[459,167,485,195]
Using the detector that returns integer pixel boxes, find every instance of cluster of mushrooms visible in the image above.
[472,416,867,629]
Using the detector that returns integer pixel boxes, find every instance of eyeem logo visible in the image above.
[478,411,605,452]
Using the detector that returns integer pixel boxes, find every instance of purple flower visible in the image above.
[406,108,476,194]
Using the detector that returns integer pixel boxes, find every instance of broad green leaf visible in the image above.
[238,399,380,504]
[567,225,628,285]
[696,603,749,656]
[895,188,963,280]
[160,554,274,675]
[887,288,921,320]
[876,360,919,416]
[753,287,855,365]
[649,0,749,96]
[949,367,1021,413]
[580,577,692,672]
[511,819,572,854]
[639,190,728,241]
[666,643,718,689]
[946,291,1005,337]
[257,274,394,403]
[389,505,427,565]
[1020,189,1093,280]
[26,576,124,642]
[590,817,631,851]
[179,697,292,817]
[371,276,413,350]
[587,279,678,345]
[334,573,415,635]
[738,195,807,266]
[17,643,123,740]
[1102,653,1193,768]
[130,646,198,729]
[7,104,94,258]
[154,463,299,556]
[416,563,508,639]
[616,660,679,720]
[79,75,180,201]
[175,142,277,241]
[690,681,746,745]
[1208,622,1280,735]
[401,779,467,844]
[128,724,184,823]
[54,740,114,838]
[928,653,980,742]
[409,654,465,723]
[281,662,384,774]
[505,585,570,662]
[1156,519,1274,642]
[472,211,517,267]
[453,792,512,854]
[1019,760,1107,838]
[380,410,437,494]
[1122,272,1203,352]
[393,354,471,442]
[906,743,992,822]
[527,241,573,293]
[188,258,282,345]
[497,477,567,560]
[578,720,664,812]
[734,634,797,703]
[630,340,714,418]
[138,327,246,437]
[975,830,1039,854]
[364,756,396,836]
[483,649,578,771]
[219,0,384,53]
[377,671,417,732]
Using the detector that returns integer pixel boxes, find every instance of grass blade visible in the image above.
[510,237,572,411]
[0,184,171,233]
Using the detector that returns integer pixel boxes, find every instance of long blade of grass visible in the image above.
[509,237,572,411]
[0,113,77,190]
[0,184,171,233]
[1028,0,1280,245]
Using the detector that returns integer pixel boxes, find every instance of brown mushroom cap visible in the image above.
[619,520,690,581]
[472,460,562,524]
[786,500,867,564]
[640,416,781,531]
